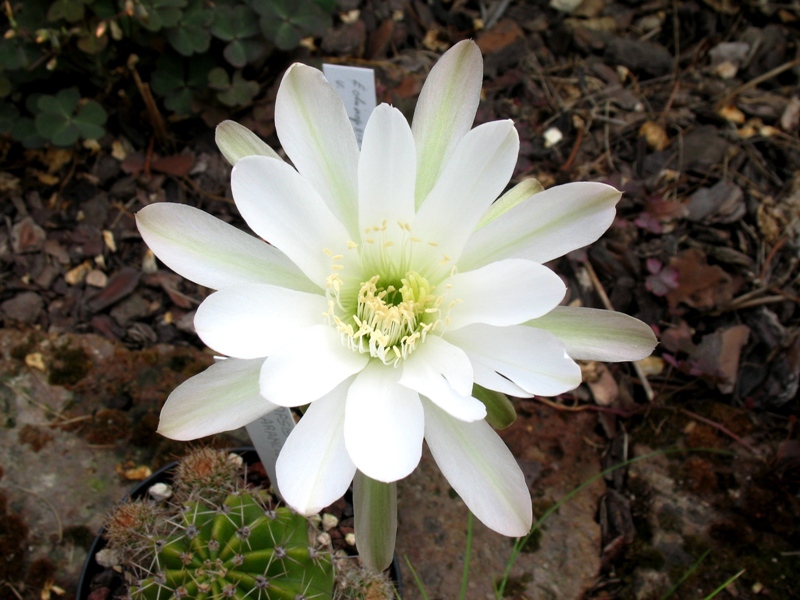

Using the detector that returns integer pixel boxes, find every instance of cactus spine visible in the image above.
[105,449,334,600]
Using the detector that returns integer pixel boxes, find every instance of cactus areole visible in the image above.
[133,494,333,599]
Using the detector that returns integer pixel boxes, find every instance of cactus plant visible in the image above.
[104,449,335,600]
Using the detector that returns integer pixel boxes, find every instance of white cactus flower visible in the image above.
[136,40,656,569]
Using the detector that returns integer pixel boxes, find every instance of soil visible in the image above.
[2,1,800,599]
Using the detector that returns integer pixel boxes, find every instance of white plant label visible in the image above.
[322,64,377,147]
[245,408,295,498]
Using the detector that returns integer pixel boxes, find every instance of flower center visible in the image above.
[328,270,443,365]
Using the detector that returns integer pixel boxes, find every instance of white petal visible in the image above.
[345,362,424,482]
[444,259,565,331]
[476,178,544,229]
[157,358,273,440]
[276,380,356,515]
[260,325,369,407]
[399,336,486,422]
[527,306,657,362]
[423,400,532,537]
[276,64,360,235]
[232,156,353,288]
[460,182,621,270]
[413,40,483,206]
[194,285,327,359]
[445,324,582,396]
[413,121,519,273]
[358,104,416,233]
[136,203,317,293]
[215,120,283,165]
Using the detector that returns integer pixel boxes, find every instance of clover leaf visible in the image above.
[252,0,330,50]
[208,67,259,107]
[167,4,213,56]
[47,0,92,23]
[133,0,187,32]
[151,53,214,114]
[210,5,264,68]
[34,88,107,146]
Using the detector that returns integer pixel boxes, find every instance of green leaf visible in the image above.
[151,53,213,114]
[222,39,265,68]
[36,112,80,146]
[12,118,47,148]
[38,88,80,116]
[210,5,259,42]
[75,100,108,127]
[34,90,106,145]
[47,0,91,23]
[135,0,187,31]
[214,70,259,107]
[0,101,19,133]
[256,0,330,50]
[0,76,12,98]
[166,7,213,55]
[207,66,230,90]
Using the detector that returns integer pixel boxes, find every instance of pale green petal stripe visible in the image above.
[476,178,544,229]
[157,358,274,440]
[136,203,319,293]
[215,120,283,165]
[412,40,483,207]
[459,181,621,270]
[276,64,360,236]
[527,306,657,362]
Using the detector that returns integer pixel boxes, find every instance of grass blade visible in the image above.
[702,569,745,599]
[661,549,710,599]
[404,555,431,600]
[459,511,474,600]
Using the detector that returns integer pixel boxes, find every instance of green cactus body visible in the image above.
[132,493,333,600]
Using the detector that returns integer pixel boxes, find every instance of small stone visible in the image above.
[1,292,44,323]
[43,239,71,264]
[86,269,108,288]
[544,127,563,148]
[142,248,158,274]
[65,261,92,285]
[95,548,121,568]
[148,482,173,502]
[11,216,46,254]
[316,532,332,546]
[123,465,152,481]
[102,230,117,252]
[344,532,356,546]
[34,263,59,288]
[321,513,339,532]
[25,352,47,371]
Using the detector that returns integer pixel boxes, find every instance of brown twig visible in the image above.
[7,482,63,542]
[715,57,800,109]
[560,123,584,172]
[678,407,763,459]
[529,397,765,460]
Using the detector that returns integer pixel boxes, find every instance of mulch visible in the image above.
[1,1,799,598]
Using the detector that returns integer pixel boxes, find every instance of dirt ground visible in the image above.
[2,1,800,599]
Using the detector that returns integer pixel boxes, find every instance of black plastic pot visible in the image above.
[76,448,402,599]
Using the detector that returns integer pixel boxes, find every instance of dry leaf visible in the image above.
[639,120,670,150]
[666,248,737,310]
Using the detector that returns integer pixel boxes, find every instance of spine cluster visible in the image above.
[104,449,334,600]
